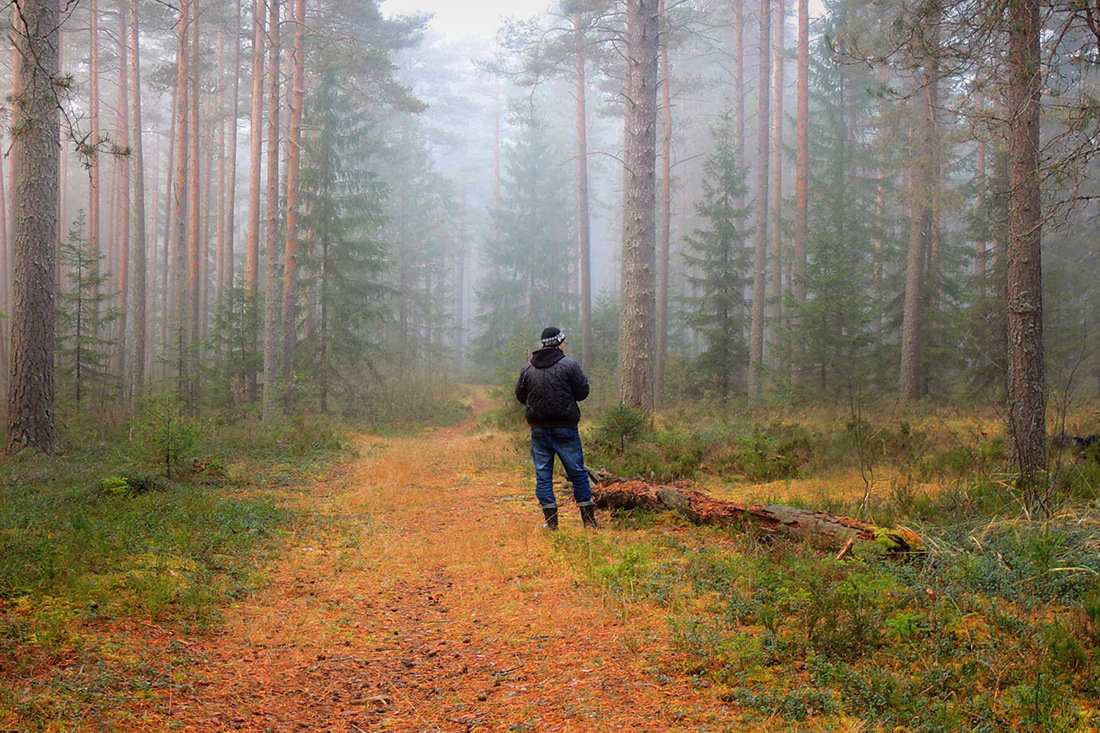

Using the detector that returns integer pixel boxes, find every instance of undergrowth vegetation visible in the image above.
[560,399,1100,731]
[0,394,362,728]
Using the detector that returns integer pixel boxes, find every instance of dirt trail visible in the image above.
[153,388,741,732]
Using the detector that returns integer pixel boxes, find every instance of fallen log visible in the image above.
[589,471,922,555]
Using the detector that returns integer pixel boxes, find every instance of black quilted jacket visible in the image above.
[514,348,590,428]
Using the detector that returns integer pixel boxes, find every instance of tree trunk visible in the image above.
[225,0,241,293]
[748,0,771,397]
[262,0,281,419]
[899,69,937,403]
[170,0,191,395]
[732,0,744,169]
[591,476,922,554]
[618,0,659,413]
[115,1,132,396]
[656,0,673,407]
[0,130,9,398]
[7,0,60,452]
[793,0,807,320]
[1006,0,1046,482]
[88,0,101,312]
[187,0,202,402]
[281,0,305,381]
[129,0,148,400]
[574,14,593,372]
[769,0,784,352]
[246,0,265,401]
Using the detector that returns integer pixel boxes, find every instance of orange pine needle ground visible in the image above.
[117,390,777,732]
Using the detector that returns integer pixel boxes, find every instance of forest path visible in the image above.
[158,387,741,732]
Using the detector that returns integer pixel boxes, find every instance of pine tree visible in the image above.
[474,119,575,375]
[296,72,388,413]
[56,213,121,408]
[679,112,752,398]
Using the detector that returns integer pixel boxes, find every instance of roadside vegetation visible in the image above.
[549,399,1100,731]
[0,382,469,729]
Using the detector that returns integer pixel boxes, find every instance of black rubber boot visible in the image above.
[541,505,559,531]
[579,503,600,529]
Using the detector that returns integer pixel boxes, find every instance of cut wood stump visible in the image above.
[589,470,923,556]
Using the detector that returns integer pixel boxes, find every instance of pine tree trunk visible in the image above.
[281,0,305,381]
[224,0,241,293]
[262,0,281,419]
[7,0,60,452]
[246,0,265,401]
[574,14,593,372]
[732,0,744,169]
[748,0,771,398]
[160,85,178,375]
[0,130,9,398]
[656,0,672,407]
[899,67,937,403]
[769,0,784,350]
[88,0,101,316]
[171,0,191,395]
[1006,0,1046,483]
[794,0,808,312]
[215,27,227,307]
[129,0,148,400]
[187,0,202,402]
[115,2,132,396]
[618,0,659,413]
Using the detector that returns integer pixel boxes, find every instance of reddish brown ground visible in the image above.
[127,390,749,732]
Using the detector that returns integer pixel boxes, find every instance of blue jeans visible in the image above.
[530,427,593,508]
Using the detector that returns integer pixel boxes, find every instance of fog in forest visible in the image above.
[0,0,1096,457]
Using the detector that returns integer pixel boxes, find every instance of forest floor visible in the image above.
[114,387,757,732]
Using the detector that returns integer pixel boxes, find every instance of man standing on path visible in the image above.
[514,327,599,530]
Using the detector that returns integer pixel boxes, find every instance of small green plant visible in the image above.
[135,392,201,479]
[594,403,650,453]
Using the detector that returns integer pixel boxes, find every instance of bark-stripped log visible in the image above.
[590,473,922,555]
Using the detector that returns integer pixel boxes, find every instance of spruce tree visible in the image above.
[679,111,752,398]
[474,118,575,375]
[56,212,120,408]
[296,71,388,413]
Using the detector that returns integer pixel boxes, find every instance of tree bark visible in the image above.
[129,0,148,400]
[574,14,593,372]
[899,64,937,403]
[732,0,744,169]
[748,0,771,397]
[115,1,132,395]
[7,0,60,452]
[769,0,784,350]
[618,0,659,413]
[1006,0,1046,481]
[794,0,807,310]
[655,0,672,406]
[224,0,241,294]
[591,476,922,554]
[187,0,202,401]
[281,0,305,381]
[170,0,191,395]
[88,0,101,312]
[262,0,281,419]
[246,0,265,401]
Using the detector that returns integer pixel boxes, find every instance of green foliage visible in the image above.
[679,109,752,399]
[296,70,389,414]
[593,404,651,453]
[553,492,1100,730]
[134,392,201,480]
[473,118,576,374]
[55,211,121,409]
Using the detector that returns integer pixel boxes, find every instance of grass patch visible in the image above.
[0,407,354,731]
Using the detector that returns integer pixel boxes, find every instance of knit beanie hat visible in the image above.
[540,326,566,348]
